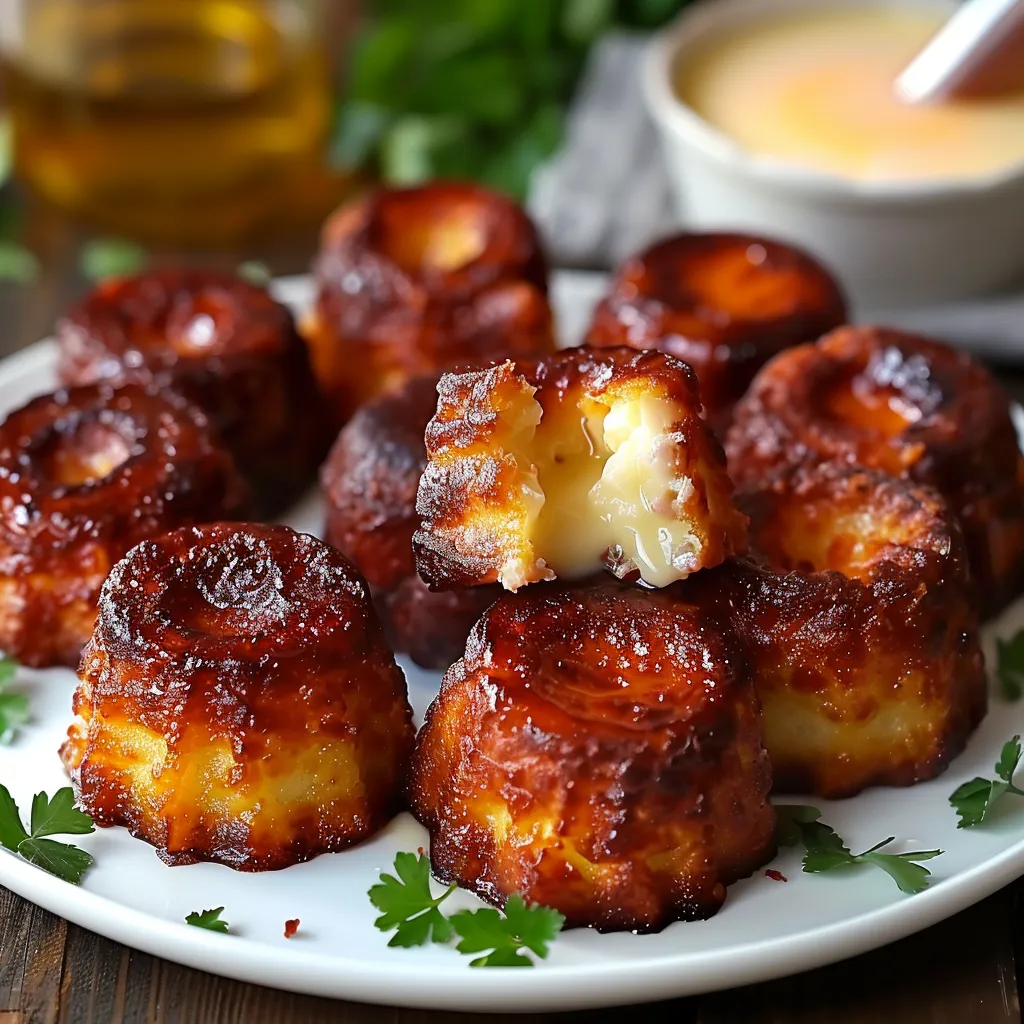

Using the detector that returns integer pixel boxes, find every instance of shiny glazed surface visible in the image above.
[56,268,330,511]
[321,376,499,670]
[61,523,415,871]
[725,464,986,797]
[0,382,246,666]
[409,582,776,931]
[308,182,555,420]
[727,325,1024,615]
[586,232,846,433]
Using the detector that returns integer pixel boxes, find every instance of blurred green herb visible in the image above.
[996,630,1024,700]
[80,239,148,282]
[333,0,691,198]
[0,242,38,284]
[236,260,272,287]
[0,655,27,744]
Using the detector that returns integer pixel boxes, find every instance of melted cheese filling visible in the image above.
[503,391,701,589]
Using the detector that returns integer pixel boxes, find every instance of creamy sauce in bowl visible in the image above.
[673,7,1024,182]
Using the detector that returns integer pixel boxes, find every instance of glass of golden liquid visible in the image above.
[2,0,351,244]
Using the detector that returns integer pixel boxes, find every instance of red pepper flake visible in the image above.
[284,919,300,938]
[764,869,788,882]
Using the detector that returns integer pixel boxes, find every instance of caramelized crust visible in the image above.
[727,325,1024,614]
[61,523,415,871]
[726,465,986,798]
[378,574,498,672]
[56,268,330,513]
[0,384,246,667]
[321,376,499,669]
[415,346,747,591]
[585,233,847,432]
[409,582,775,931]
[307,183,554,419]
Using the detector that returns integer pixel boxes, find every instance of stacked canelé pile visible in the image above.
[7,182,1018,930]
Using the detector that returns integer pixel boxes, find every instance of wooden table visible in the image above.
[2,193,1024,1024]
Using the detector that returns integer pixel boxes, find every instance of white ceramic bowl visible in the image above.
[641,0,1024,309]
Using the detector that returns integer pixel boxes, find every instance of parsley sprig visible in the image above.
[370,851,457,946]
[0,655,27,744]
[450,896,565,967]
[776,806,942,894]
[0,786,95,884]
[369,851,564,967]
[950,735,1024,828]
[186,907,230,933]
[996,631,1024,701]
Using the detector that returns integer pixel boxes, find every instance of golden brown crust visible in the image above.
[585,232,847,433]
[0,384,247,667]
[409,582,775,932]
[61,523,415,871]
[414,346,748,591]
[321,376,497,669]
[322,376,438,591]
[719,464,987,798]
[378,574,499,671]
[726,325,1024,615]
[308,182,554,419]
[56,268,330,513]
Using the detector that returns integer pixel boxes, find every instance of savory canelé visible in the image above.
[61,523,415,870]
[409,582,776,931]
[56,268,330,512]
[726,325,1024,614]
[728,464,986,798]
[307,182,555,420]
[321,375,498,669]
[0,384,246,667]
[414,346,747,592]
[585,232,847,433]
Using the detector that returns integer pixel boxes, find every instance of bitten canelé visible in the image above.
[585,232,847,433]
[0,384,246,667]
[409,582,776,932]
[307,182,555,421]
[414,346,747,592]
[56,268,330,512]
[321,375,498,669]
[726,325,1024,615]
[61,523,415,870]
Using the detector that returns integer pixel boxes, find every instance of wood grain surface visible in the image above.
[1,192,1024,1023]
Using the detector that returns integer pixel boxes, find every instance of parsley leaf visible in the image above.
[997,632,1024,701]
[0,784,95,884]
[80,239,148,282]
[450,896,565,968]
[29,788,95,838]
[19,838,94,883]
[368,852,565,964]
[950,735,1024,827]
[0,655,27,744]
[186,907,229,933]
[0,785,29,851]
[368,851,457,947]
[775,805,941,894]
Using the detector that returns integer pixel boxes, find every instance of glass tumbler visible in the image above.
[1,0,349,244]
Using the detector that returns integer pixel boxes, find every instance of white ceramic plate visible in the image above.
[2,275,1024,1013]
